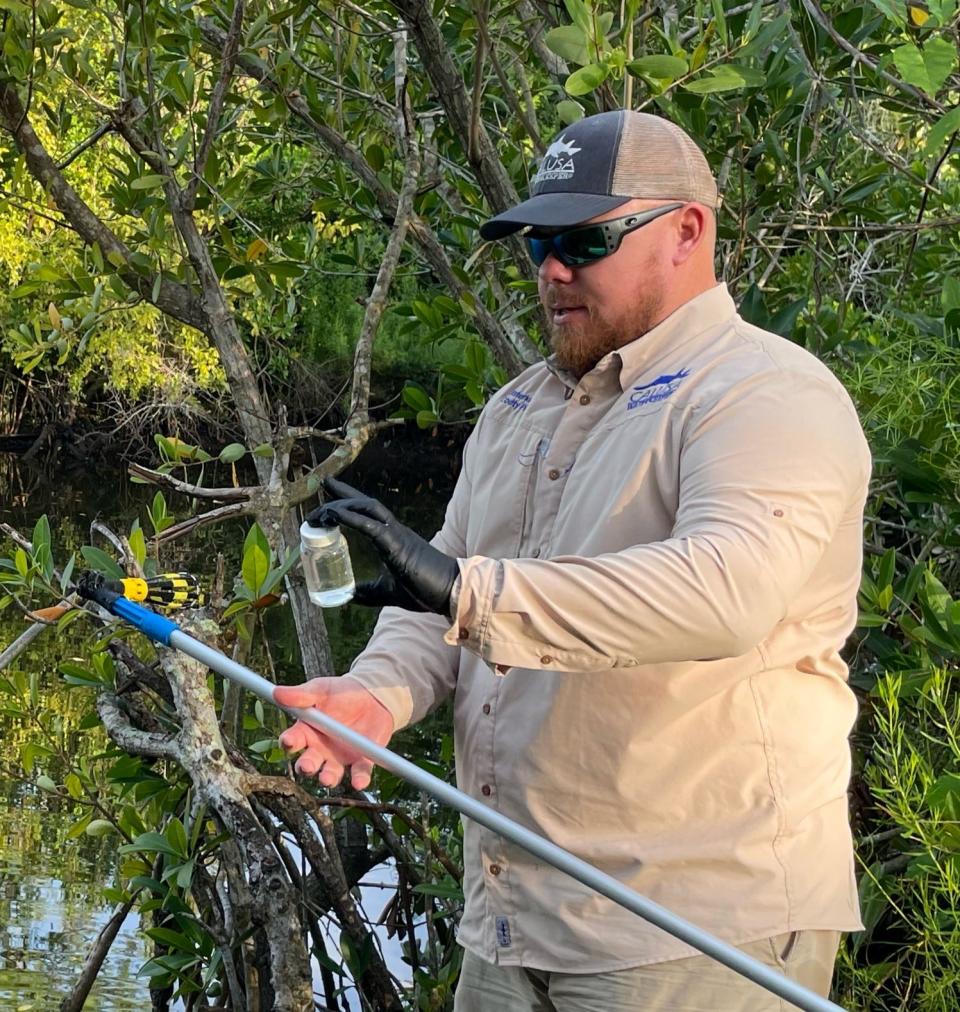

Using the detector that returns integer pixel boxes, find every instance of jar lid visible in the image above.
[300,520,340,547]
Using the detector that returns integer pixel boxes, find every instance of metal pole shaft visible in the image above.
[169,628,845,1012]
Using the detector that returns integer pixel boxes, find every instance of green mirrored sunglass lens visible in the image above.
[559,228,608,264]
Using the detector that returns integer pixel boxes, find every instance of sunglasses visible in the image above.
[525,202,685,268]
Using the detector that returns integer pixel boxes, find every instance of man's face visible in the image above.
[536,199,677,378]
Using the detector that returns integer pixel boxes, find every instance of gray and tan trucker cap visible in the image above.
[480,110,718,240]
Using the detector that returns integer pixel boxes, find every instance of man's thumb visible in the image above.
[273,682,327,709]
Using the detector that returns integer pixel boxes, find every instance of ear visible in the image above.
[672,204,711,266]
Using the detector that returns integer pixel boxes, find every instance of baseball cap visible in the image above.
[479,110,718,240]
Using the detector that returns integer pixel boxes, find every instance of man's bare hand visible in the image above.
[274,677,395,790]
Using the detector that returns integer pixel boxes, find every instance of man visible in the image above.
[275,110,870,1010]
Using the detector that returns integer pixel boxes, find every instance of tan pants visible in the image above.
[453,931,841,1011]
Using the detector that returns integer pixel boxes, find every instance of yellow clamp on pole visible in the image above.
[119,578,149,602]
[113,574,204,611]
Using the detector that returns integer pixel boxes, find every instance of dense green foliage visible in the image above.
[0,0,959,1007]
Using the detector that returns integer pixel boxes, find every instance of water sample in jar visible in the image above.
[300,520,355,607]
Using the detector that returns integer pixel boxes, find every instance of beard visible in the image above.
[549,284,664,379]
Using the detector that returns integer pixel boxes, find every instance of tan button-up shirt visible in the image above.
[347,283,870,971]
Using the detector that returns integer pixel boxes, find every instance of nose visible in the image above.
[538,251,576,284]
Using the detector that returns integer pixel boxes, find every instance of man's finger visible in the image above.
[324,496,394,525]
[322,503,390,540]
[278,721,312,753]
[353,576,400,606]
[350,757,375,790]
[323,476,367,501]
[318,757,346,787]
[274,683,328,710]
[353,577,428,612]
[296,746,332,776]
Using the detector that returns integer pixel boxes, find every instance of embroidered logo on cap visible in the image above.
[495,916,512,947]
[627,369,690,410]
[534,135,582,184]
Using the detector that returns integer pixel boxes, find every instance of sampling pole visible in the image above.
[78,578,847,1012]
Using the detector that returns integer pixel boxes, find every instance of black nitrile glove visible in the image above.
[307,477,459,615]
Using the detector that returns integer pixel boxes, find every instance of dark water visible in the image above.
[0,429,462,1009]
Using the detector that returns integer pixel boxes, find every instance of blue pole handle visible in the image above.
[112,597,179,645]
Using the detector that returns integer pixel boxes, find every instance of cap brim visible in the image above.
[479,192,631,240]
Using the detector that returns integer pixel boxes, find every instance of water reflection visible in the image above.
[0,627,157,1009]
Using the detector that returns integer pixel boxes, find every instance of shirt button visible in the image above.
[458,627,469,640]
[481,784,492,796]
[489,864,502,876]
[579,394,590,405]
[482,703,491,715]
[548,468,560,481]
[540,655,553,664]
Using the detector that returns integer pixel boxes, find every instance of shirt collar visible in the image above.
[612,283,737,391]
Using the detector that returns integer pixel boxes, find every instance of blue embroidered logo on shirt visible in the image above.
[627,369,690,410]
[496,916,512,947]
[503,388,531,412]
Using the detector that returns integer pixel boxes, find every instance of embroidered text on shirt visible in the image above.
[495,916,512,947]
[627,369,690,410]
[503,389,532,412]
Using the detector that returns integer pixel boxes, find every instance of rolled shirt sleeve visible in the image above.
[445,369,872,670]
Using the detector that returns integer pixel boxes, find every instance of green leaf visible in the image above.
[31,515,50,558]
[60,661,102,687]
[851,862,889,954]
[165,817,188,857]
[868,0,905,23]
[928,773,960,818]
[131,174,167,190]
[36,774,57,792]
[943,277,960,314]
[563,0,593,34]
[545,25,590,65]
[926,106,960,153]
[175,857,195,890]
[557,99,585,125]
[66,814,93,839]
[893,39,956,97]
[129,527,146,567]
[878,547,897,591]
[683,66,747,93]
[627,54,688,79]
[79,546,125,580]
[219,442,247,463]
[262,547,300,595]
[410,880,464,900]
[249,738,278,754]
[564,62,610,96]
[119,831,181,856]
[242,525,271,595]
[402,385,432,412]
[146,926,197,952]
[149,491,173,534]
[252,443,274,458]
[711,0,728,44]
[85,819,117,837]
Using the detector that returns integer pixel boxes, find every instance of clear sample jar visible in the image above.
[300,520,355,607]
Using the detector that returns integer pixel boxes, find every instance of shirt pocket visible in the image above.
[513,436,548,558]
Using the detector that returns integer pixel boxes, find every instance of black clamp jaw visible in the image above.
[77,571,122,610]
